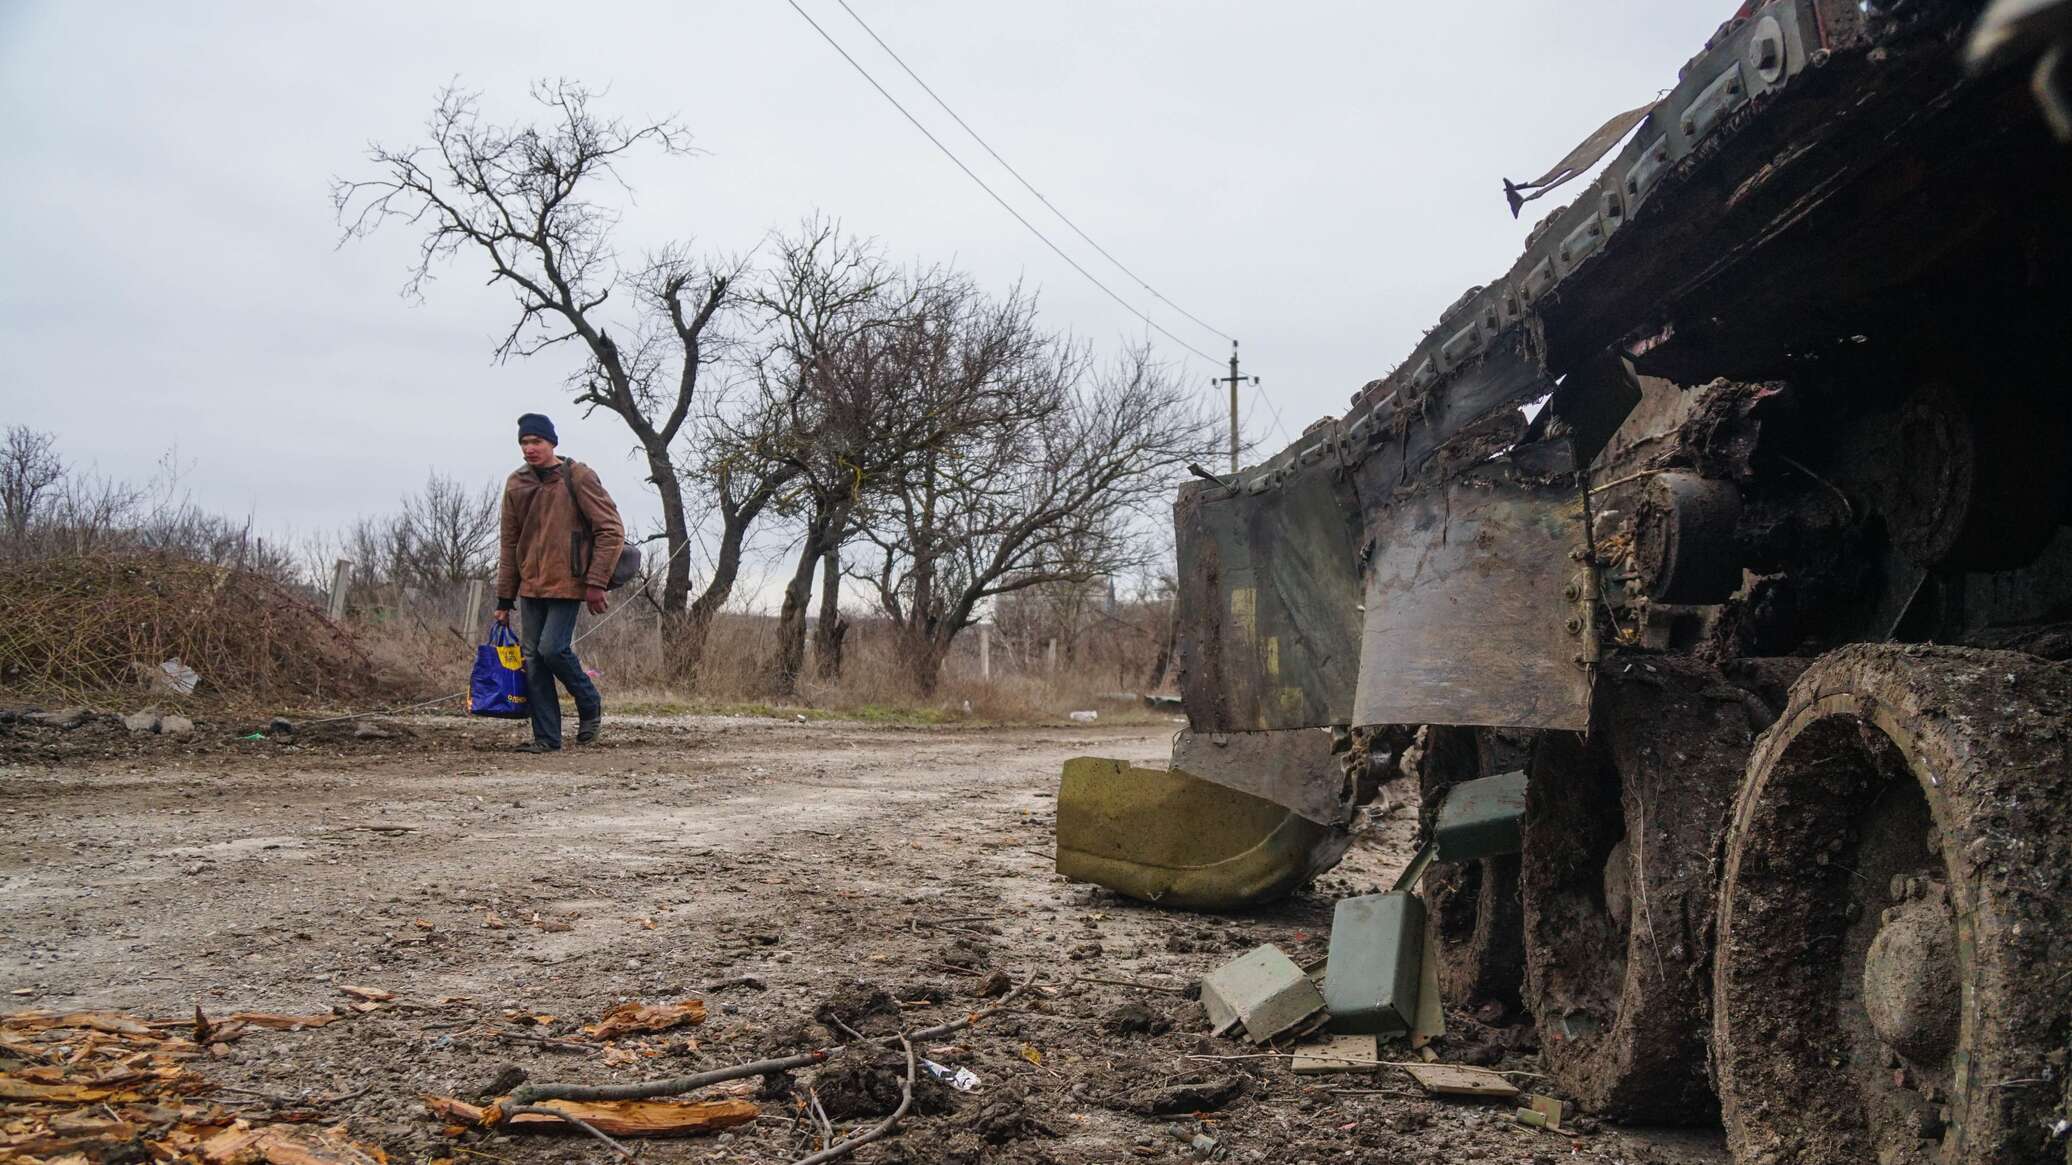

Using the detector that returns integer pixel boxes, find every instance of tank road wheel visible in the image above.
[1414,726,1526,1012]
[1520,655,1759,1121]
[1713,645,2072,1165]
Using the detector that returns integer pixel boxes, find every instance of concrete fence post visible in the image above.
[327,559,353,623]
[979,623,991,681]
[463,578,486,637]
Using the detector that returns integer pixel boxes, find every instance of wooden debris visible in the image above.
[1291,1033,1381,1075]
[2,1007,375,1164]
[229,1012,341,1032]
[423,1094,758,1137]
[201,1120,390,1164]
[1400,1062,1523,1101]
[581,999,707,1039]
[340,986,395,1003]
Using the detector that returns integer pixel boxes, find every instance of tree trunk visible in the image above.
[641,442,707,684]
[813,543,847,681]
[674,481,779,685]
[768,503,840,697]
[1145,599,1177,689]
[900,630,951,697]
[646,447,692,613]
[662,607,709,683]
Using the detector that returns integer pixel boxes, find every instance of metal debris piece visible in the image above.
[1199,944,1325,1044]
[1323,892,1425,1037]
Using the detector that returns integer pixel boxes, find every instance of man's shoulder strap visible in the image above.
[561,458,593,534]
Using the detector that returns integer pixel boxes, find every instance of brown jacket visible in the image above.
[497,458,626,602]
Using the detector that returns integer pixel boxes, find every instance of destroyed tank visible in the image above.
[1055,1,2072,1161]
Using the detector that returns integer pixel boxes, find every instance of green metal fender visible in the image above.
[1054,757,1352,910]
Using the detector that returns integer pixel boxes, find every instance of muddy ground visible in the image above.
[0,712,1730,1164]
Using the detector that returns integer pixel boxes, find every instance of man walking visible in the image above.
[494,413,625,752]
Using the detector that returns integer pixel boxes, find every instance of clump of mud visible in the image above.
[936,936,993,971]
[813,981,900,1037]
[812,1046,957,1120]
[951,1081,1056,1144]
[1123,1073,1248,1115]
[1099,1001,1171,1036]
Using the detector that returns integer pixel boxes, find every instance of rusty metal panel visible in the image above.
[1350,467,1593,731]
[1176,459,1362,732]
[1170,728,1349,826]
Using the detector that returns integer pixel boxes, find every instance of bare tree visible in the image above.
[398,472,500,585]
[339,513,413,593]
[1,426,65,550]
[673,385,800,679]
[861,346,1220,694]
[741,220,924,695]
[333,82,740,675]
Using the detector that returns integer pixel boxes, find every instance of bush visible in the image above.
[0,553,394,707]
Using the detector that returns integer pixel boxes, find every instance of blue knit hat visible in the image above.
[517,413,558,445]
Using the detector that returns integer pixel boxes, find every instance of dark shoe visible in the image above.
[576,717,601,745]
[515,740,560,753]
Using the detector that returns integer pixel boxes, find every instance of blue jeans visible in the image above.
[518,598,600,748]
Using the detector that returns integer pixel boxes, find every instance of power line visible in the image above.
[780,0,1222,366]
[831,0,1236,347]
[1259,385,1295,449]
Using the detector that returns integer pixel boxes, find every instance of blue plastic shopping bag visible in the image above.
[469,622,529,718]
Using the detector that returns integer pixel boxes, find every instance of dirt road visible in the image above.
[1,713,1727,1163]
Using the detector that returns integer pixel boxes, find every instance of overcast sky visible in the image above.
[0,1,1726,590]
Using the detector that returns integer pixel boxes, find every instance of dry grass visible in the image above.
[348,593,1173,727]
[0,555,1174,728]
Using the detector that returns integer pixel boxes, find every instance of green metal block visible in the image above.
[1434,769,1528,862]
[1200,944,1325,1043]
[1323,892,1426,1036]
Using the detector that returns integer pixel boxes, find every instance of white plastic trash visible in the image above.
[158,658,200,695]
[1068,710,1098,722]
[920,1059,980,1091]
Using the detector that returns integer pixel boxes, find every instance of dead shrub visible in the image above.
[0,553,395,707]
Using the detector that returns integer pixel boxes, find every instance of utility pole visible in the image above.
[1213,341,1259,472]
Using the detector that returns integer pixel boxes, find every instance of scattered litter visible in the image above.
[582,998,708,1039]
[1518,1092,1572,1130]
[1401,1062,1522,1102]
[157,657,201,695]
[340,985,394,1002]
[1200,944,1325,1044]
[239,732,268,740]
[921,1058,982,1091]
[1068,710,1098,722]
